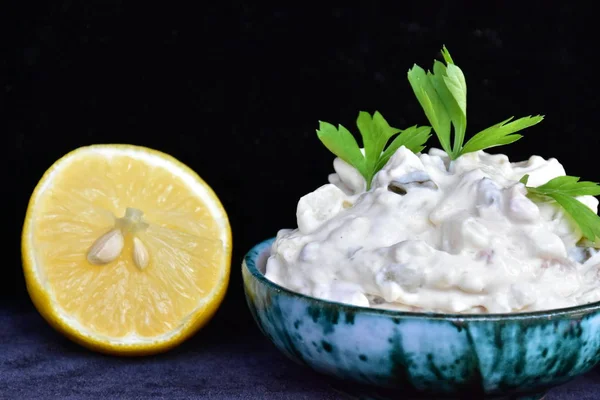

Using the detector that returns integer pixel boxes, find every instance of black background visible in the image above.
[2,2,598,337]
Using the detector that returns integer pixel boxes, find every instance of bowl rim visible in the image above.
[243,237,600,322]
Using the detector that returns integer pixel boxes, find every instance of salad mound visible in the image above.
[266,147,600,313]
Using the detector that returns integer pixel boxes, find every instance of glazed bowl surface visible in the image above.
[243,238,600,400]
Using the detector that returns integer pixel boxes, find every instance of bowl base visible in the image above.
[330,381,547,400]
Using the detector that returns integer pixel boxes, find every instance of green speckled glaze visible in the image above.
[243,238,600,399]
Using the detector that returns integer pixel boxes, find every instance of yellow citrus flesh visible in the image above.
[21,144,232,355]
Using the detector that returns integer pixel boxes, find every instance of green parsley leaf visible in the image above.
[357,111,401,185]
[430,60,467,158]
[443,64,467,117]
[521,174,600,242]
[316,112,431,190]
[440,45,454,64]
[407,65,452,155]
[316,121,366,177]
[408,47,466,159]
[408,46,543,159]
[551,194,600,242]
[462,116,544,154]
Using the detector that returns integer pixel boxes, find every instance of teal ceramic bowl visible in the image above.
[243,238,600,400]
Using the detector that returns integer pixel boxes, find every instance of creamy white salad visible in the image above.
[265,146,600,313]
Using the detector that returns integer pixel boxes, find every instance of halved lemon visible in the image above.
[21,144,232,356]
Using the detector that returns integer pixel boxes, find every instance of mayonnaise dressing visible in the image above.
[265,147,600,313]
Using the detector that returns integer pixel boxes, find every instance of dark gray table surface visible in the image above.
[2,305,600,400]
